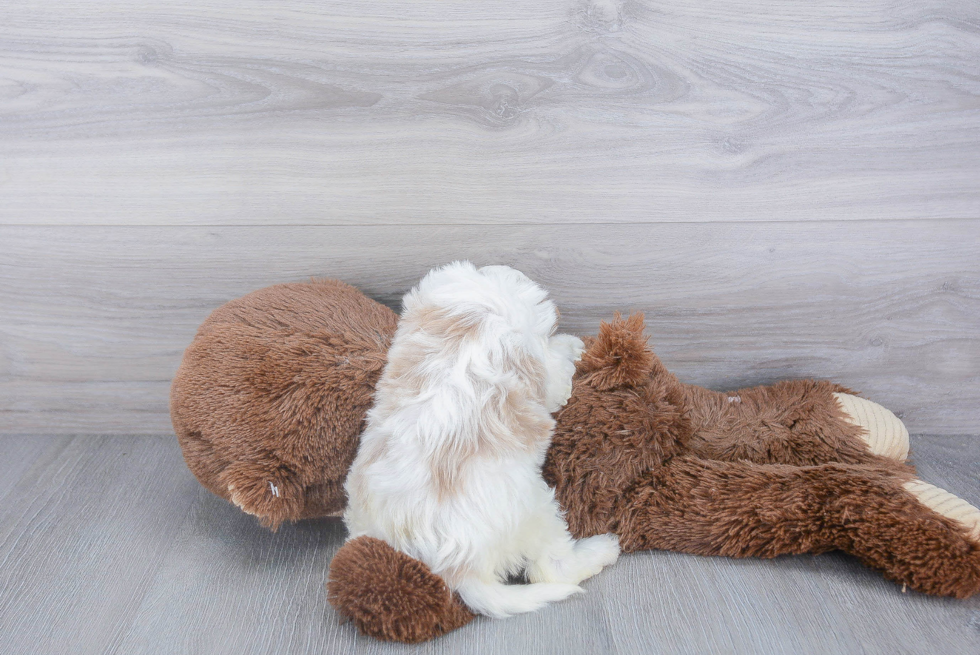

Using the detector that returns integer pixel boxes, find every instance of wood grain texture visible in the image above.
[0,435,201,655]
[0,437,55,503]
[806,433,980,655]
[1,221,978,436]
[1,0,979,225]
[0,434,977,654]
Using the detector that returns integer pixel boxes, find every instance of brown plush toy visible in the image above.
[172,279,980,644]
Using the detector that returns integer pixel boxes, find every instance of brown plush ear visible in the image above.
[327,537,476,643]
[577,313,654,391]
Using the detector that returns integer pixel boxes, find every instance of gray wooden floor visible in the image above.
[1,433,978,655]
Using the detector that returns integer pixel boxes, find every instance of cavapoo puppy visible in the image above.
[343,262,620,618]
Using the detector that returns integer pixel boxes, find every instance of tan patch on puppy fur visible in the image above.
[430,430,481,500]
[513,351,549,405]
[430,401,556,500]
[413,305,483,342]
[395,302,558,500]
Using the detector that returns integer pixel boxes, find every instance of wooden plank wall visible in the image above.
[1,1,978,436]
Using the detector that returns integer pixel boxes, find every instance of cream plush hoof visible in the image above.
[833,393,910,461]
[904,480,980,542]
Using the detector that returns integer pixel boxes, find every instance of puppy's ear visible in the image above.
[578,313,654,390]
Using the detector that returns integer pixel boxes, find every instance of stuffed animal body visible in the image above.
[171,279,980,643]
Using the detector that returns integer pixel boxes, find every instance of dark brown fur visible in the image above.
[171,284,980,642]
[327,536,475,643]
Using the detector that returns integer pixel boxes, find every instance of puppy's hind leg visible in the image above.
[525,500,620,585]
[569,533,621,578]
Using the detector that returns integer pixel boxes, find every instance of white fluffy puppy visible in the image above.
[344,261,620,618]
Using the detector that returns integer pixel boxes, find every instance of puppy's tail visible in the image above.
[456,579,583,619]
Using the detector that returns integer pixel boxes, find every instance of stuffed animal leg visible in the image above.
[614,456,980,598]
[681,379,911,468]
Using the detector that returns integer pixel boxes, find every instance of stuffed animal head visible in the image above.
[171,279,398,529]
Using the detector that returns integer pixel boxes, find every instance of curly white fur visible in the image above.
[343,262,619,618]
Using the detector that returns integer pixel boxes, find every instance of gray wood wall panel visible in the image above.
[2,221,978,436]
[1,0,979,226]
[1,1,978,437]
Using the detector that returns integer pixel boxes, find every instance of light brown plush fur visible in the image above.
[170,281,980,642]
[171,279,397,528]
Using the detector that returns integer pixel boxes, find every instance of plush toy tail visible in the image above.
[455,579,582,619]
[327,536,475,643]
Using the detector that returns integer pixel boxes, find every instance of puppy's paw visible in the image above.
[551,333,586,363]
[530,534,620,585]
[548,381,574,412]
[544,334,585,411]
[571,533,620,581]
